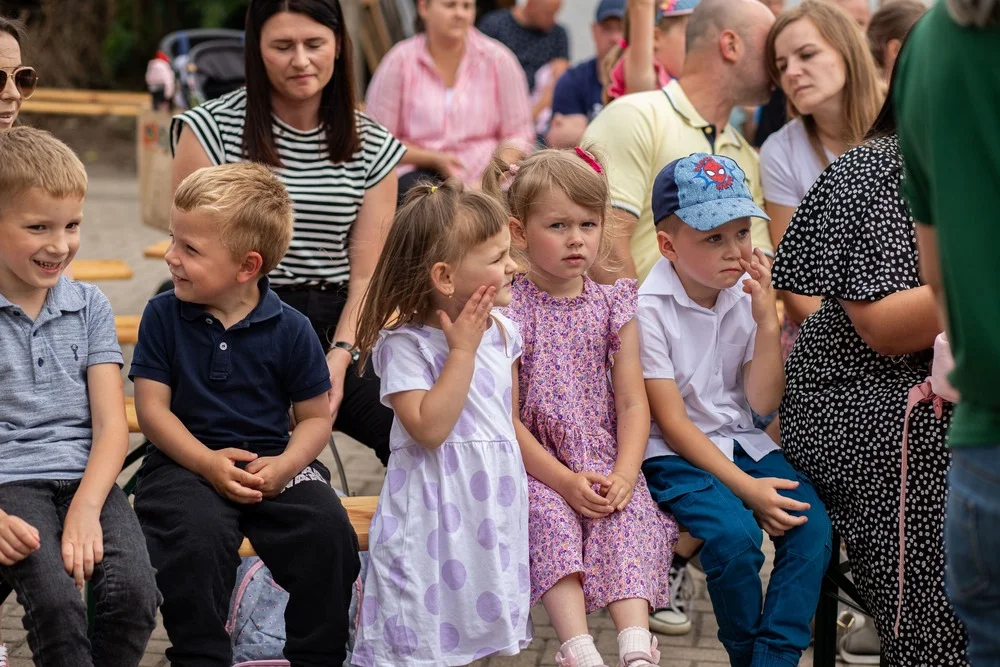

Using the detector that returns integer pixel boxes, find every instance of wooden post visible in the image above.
[342,0,368,98]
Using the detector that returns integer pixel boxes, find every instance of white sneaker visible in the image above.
[0,643,8,667]
[839,612,881,665]
[648,565,694,635]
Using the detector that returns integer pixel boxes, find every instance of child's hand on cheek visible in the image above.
[740,248,778,326]
[439,285,496,355]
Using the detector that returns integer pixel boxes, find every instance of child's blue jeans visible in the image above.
[643,444,832,667]
[0,481,159,667]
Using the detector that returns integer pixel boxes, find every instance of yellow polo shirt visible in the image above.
[583,80,771,283]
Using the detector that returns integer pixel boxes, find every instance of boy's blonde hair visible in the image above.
[482,146,621,273]
[173,163,293,276]
[355,180,509,369]
[0,127,87,216]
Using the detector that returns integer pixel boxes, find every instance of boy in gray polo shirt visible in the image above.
[0,128,158,667]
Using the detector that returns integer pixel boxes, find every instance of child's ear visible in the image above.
[430,261,455,298]
[657,229,679,261]
[236,251,264,284]
[508,216,528,250]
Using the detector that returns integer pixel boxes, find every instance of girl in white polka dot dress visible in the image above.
[351,181,530,666]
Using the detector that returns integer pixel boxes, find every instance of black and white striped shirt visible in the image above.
[171,88,405,287]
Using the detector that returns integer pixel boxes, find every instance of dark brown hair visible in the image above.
[0,16,26,46]
[866,0,925,71]
[243,0,359,167]
[355,180,510,371]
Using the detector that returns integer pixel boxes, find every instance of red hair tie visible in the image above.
[575,147,604,175]
[618,39,629,49]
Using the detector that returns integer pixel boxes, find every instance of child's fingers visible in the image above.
[437,310,453,331]
[220,447,258,464]
[10,520,40,550]
[93,536,105,565]
[226,481,264,503]
[83,542,96,581]
[754,247,772,270]
[234,469,266,489]
[615,488,634,511]
[0,539,31,565]
[581,470,610,488]
[460,286,490,319]
[768,477,800,491]
[776,495,811,513]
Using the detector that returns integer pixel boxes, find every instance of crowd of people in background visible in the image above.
[0,0,999,665]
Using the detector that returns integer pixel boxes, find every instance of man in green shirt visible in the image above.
[895,1,1000,659]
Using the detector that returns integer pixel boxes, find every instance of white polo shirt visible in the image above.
[637,258,779,462]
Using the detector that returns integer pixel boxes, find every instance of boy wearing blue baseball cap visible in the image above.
[636,153,832,667]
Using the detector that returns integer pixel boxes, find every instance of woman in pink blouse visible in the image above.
[365,0,535,192]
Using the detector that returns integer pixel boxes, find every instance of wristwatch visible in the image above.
[331,341,360,364]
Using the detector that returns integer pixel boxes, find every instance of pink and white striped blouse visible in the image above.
[365,29,535,185]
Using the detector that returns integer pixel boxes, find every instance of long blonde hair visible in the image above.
[765,0,884,166]
[355,180,509,370]
[482,146,621,274]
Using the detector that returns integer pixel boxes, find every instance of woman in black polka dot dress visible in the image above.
[771,98,969,664]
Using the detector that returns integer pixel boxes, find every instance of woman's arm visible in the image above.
[840,285,942,356]
[496,47,537,152]
[172,126,214,193]
[623,0,658,94]
[327,174,398,415]
[767,200,822,323]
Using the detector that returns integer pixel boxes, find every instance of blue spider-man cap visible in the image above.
[652,153,769,231]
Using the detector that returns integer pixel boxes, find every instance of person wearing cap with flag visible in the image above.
[546,0,625,148]
[637,153,831,667]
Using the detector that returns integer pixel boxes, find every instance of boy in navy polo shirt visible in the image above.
[637,154,831,667]
[130,163,360,666]
[0,127,158,667]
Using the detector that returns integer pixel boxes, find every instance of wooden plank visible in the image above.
[238,495,378,556]
[69,259,133,281]
[144,238,170,259]
[30,89,149,106]
[125,396,140,434]
[116,314,141,346]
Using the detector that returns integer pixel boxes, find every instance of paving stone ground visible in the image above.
[0,172,847,666]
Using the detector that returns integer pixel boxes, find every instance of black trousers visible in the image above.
[274,285,392,466]
[134,452,360,667]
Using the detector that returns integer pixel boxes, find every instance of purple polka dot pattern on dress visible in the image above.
[518,563,530,593]
[361,596,380,627]
[454,411,477,437]
[469,470,491,502]
[477,591,503,623]
[499,542,511,571]
[440,622,461,652]
[477,518,498,549]
[510,602,520,631]
[387,468,407,495]
[377,515,398,546]
[384,615,418,657]
[441,502,462,533]
[497,475,517,507]
[475,367,496,398]
[424,583,440,615]
[503,386,512,414]
[441,559,467,590]
[441,445,459,475]
[426,529,440,561]
[389,556,408,589]
[422,481,440,510]
[352,641,374,667]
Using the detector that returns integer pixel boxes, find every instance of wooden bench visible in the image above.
[238,496,377,556]
[116,314,141,346]
[21,89,149,118]
[125,396,140,433]
[69,259,133,281]
[144,238,171,259]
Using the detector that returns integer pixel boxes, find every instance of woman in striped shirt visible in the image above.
[171,0,405,465]
[364,0,535,193]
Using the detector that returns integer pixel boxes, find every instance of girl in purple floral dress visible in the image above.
[484,148,678,667]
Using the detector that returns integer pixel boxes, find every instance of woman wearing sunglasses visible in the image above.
[0,16,37,130]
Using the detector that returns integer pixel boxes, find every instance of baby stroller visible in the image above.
[146,28,246,110]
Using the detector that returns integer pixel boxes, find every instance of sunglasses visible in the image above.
[0,67,39,99]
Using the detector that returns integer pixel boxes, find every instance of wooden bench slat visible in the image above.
[125,396,140,434]
[21,99,144,117]
[69,259,133,281]
[116,314,141,346]
[144,239,171,259]
[239,495,376,556]
[30,89,149,105]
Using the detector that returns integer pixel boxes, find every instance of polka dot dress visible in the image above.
[352,314,531,666]
[772,136,968,666]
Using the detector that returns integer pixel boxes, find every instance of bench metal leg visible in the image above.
[814,533,842,667]
[328,433,351,496]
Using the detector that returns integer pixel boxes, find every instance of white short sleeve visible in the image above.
[759,129,803,208]
[637,298,675,380]
[372,329,435,407]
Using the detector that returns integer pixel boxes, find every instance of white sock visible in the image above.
[618,626,653,660]
[560,634,604,667]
